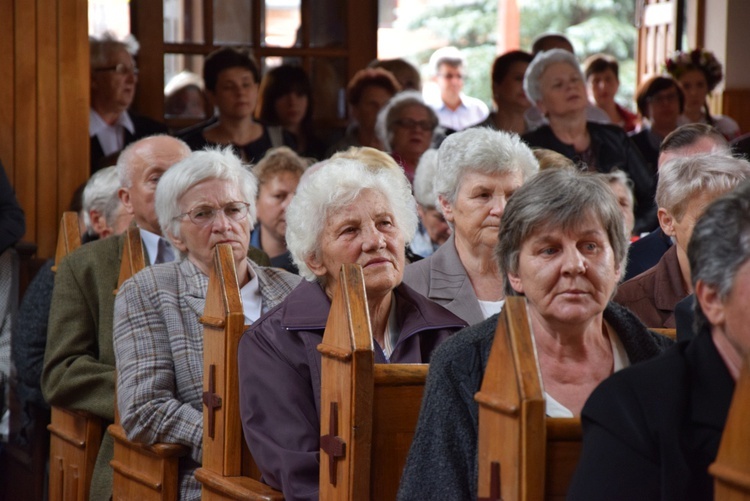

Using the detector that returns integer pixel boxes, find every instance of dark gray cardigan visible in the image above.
[397,302,673,501]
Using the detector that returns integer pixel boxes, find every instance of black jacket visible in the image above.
[90,112,168,173]
[523,123,657,234]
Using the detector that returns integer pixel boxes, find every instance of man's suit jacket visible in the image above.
[42,232,123,500]
[568,330,734,500]
[90,112,168,173]
[113,258,300,500]
[402,234,484,326]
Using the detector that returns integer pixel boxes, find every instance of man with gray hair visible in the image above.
[81,166,133,241]
[89,33,166,172]
[42,135,190,500]
[570,179,750,500]
[424,46,488,131]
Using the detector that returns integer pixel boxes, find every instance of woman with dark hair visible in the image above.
[478,50,534,134]
[665,48,740,140]
[256,64,328,159]
[629,75,685,173]
[180,47,295,163]
[584,54,639,133]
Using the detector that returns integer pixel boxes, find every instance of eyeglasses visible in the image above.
[394,119,434,132]
[176,201,251,226]
[94,63,139,76]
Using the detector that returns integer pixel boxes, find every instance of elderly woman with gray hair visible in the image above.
[403,127,538,325]
[375,90,440,182]
[238,157,467,500]
[398,168,672,500]
[615,154,750,328]
[410,149,451,257]
[521,49,656,234]
[113,147,300,500]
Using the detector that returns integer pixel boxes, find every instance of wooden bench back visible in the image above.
[48,211,100,501]
[194,243,283,500]
[475,296,582,501]
[116,224,146,292]
[651,328,676,340]
[710,354,750,500]
[317,263,428,501]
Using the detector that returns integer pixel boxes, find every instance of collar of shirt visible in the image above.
[90,108,135,156]
[139,227,164,266]
[241,268,262,325]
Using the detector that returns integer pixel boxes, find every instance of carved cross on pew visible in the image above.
[202,364,222,439]
[320,401,346,486]
[478,461,502,501]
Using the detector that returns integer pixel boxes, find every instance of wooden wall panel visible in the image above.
[0,0,13,176]
[0,0,89,258]
[721,88,750,135]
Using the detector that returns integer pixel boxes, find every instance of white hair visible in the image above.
[116,135,191,188]
[435,127,539,208]
[82,166,121,232]
[286,158,418,282]
[374,90,438,152]
[523,49,583,104]
[413,149,440,208]
[155,146,258,241]
[90,32,140,68]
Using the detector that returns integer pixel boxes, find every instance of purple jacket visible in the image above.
[238,280,468,501]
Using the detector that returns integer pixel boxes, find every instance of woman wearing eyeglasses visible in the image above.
[112,147,301,500]
[375,90,440,183]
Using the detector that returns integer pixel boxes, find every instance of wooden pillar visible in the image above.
[0,0,89,258]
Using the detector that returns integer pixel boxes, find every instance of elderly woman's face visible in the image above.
[256,171,300,244]
[306,189,405,299]
[440,170,523,252]
[507,211,620,327]
[171,178,251,275]
[390,104,434,159]
[537,62,587,117]
[608,181,635,237]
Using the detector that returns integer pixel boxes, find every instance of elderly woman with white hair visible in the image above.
[399,168,672,500]
[81,166,133,241]
[238,157,468,500]
[615,154,750,328]
[521,49,656,234]
[113,147,300,500]
[410,149,451,257]
[403,127,538,325]
[375,90,440,183]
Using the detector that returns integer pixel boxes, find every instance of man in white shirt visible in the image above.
[89,34,167,173]
[424,46,489,131]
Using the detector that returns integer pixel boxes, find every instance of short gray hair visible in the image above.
[116,135,191,188]
[375,90,439,152]
[689,180,750,332]
[90,32,139,68]
[155,146,258,241]
[655,154,750,219]
[600,169,634,207]
[524,49,583,104]
[286,158,418,282]
[496,169,628,297]
[82,166,121,232]
[413,149,439,208]
[435,127,539,208]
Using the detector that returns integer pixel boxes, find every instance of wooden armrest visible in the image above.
[107,424,190,459]
[194,468,285,501]
[47,407,104,448]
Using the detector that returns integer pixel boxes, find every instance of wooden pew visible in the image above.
[47,211,103,501]
[317,263,428,500]
[710,355,750,500]
[108,226,189,501]
[651,328,676,340]
[475,296,582,501]
[194,243,283,500]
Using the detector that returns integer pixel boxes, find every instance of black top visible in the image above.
[180,124,295,164]
[523,122,657,234]
[90,112,168,173]
[624,227,673,281]
[0,158,25,254]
